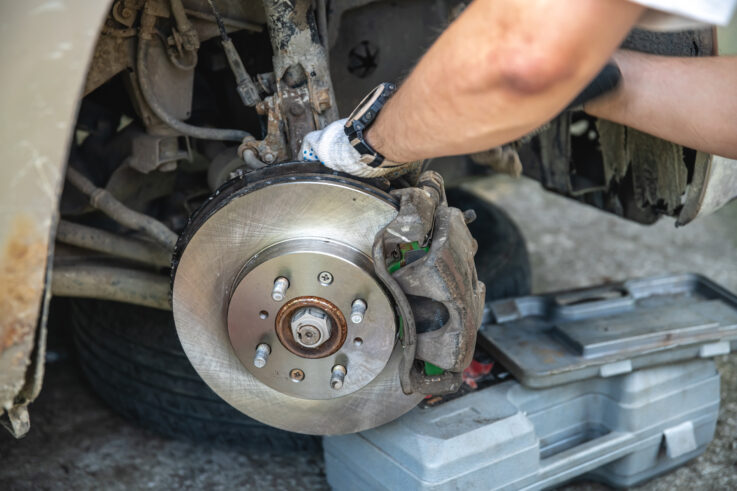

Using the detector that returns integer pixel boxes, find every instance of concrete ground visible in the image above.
[1,175,736,490]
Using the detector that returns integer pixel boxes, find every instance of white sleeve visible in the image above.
[628,0,737,30]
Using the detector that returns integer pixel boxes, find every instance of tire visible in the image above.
[446,187,531,301]
[70,298,320,451]
[70,188,529,447]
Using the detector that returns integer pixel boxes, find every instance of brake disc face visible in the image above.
[227,239,396,400]
[172,164,423,435]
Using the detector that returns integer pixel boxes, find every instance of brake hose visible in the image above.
[136,34,251,142]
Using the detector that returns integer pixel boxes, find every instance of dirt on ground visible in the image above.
[1,175,736,490]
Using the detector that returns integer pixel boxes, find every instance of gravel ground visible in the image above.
[1,175,736,490]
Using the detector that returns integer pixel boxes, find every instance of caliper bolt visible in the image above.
[253,343,271,368]
[350,299,367,324]
[330,364,347,390]
[318,271,334,286]
[271,276,289,301]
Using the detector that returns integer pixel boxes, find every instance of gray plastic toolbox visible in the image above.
[324,274,737,490]
[325,359,719,490]
[479,273,737,388]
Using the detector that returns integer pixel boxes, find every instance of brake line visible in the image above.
[136,10,252,142]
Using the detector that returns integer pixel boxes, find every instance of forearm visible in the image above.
[585,50,737,159]
[365,0,643,163]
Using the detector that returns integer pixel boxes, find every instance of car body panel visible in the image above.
[0,0,110,434]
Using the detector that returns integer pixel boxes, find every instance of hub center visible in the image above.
[225,239,397,401]
[292,307,332,348]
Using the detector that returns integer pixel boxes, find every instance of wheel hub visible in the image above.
[227,239,397,400]
[171,164,423,434]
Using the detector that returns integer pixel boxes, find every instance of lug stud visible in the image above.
[253,343,271,368]
[330,364,347,390]
[271,276,289,301]
[350,299,367,324]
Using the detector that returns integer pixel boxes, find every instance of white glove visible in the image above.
[300,119,408,178]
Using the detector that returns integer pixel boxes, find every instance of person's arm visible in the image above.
[584,50,737,159]
[364,0,644,163]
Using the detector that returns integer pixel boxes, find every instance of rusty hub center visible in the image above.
[275,296,347,359]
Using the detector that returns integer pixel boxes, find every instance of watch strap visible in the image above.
[345,83,404,169]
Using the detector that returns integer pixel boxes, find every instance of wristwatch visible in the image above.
[344,82,402,168]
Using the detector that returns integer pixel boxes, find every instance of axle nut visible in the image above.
[291,307,333,349]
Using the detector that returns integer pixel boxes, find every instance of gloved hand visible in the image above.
[300,118,411,178]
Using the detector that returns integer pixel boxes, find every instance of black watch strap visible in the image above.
[344,83,400,168]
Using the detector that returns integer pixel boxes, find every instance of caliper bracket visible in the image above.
[374,171,486,395]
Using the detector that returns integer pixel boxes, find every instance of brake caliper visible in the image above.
[374,171,486,395]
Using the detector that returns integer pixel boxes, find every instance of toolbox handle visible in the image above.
[489,286,636,323]
[554,286,635,318]
[537,431,636,483]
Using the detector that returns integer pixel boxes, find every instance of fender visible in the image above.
[0,0,111,435]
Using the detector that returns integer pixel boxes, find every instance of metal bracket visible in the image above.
[128,133,191,173]
[375,171,486,395]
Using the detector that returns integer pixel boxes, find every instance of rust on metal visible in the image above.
[0,216,48,421]
[275,296,347,359]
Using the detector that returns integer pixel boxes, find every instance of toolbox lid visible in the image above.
[479,273,737,388]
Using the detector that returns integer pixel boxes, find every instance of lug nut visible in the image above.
[350,299,367,324]
[271,276,289,301]
[330,364,347,390]
[253,343,271,368]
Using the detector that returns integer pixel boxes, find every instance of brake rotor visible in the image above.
[172,163,423,435]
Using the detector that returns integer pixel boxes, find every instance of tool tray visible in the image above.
[479,273,737,387]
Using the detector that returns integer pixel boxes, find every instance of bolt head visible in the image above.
[289,368,305,382]
[291,307,332,349]
[263,153,275,163]
[316,88,332,112]
[318,271,333,286]
[289,103,305,116]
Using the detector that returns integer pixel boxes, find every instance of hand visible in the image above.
[300,119,411,178]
